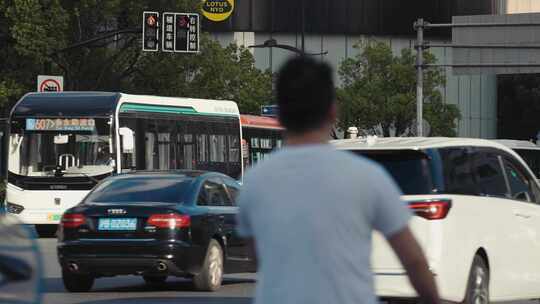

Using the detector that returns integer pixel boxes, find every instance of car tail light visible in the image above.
[147,214,191,229]
[61,213,86,228]
[408,199,452,220]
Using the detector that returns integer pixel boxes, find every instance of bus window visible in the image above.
[240,114,284,167]
[119,118,137,171]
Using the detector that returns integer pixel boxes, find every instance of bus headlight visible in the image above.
[6,203,24,214]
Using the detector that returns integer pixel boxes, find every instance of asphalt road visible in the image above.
[38,238,255,304]
[37,237,537,304]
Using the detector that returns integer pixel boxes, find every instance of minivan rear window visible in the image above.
[352,150,434,195]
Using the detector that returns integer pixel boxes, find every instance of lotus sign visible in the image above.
[201,0,234,22]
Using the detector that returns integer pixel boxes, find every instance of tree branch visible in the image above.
[118,46,142,80]
[93,36,137,89]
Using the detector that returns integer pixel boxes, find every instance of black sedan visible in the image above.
[57,170,255,292]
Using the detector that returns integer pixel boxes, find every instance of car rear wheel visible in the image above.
[463,255,489,304]
[143,275,167,285]
[193,239,223,291]
[62,270,94,292]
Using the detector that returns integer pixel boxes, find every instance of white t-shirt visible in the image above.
[237,144,411,304]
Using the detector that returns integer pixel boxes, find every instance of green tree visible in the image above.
[130,36,272,114]
[337,41,460,137]
[0,0,271,114]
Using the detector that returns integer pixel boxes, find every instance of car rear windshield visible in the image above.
[352,150,434,195]
[85,176,193,204]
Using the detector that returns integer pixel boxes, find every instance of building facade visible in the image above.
[204,0,523,138]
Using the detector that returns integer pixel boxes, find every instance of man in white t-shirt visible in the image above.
[236,56,441,304]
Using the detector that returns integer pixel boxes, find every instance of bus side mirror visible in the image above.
[119,127,134,152]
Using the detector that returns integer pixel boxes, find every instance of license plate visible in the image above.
[98,218,137,231]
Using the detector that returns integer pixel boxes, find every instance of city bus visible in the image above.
[240,114,284,167]
[5,92,242,234]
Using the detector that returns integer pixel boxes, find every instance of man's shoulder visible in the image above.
[243,157,281,181]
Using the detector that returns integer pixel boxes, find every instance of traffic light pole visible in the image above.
[50,28,141,56]
[301,0,305,54]
[414,19,425,137]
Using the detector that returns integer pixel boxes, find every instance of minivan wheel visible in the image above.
[143,275,167,285]
[62,269,94,292]
[463,255,489,304]
[193,239,223,291]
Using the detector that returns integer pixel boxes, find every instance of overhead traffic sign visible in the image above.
[142,11,199,53]
[37,75,63,92]
[162,12,175,52]
[261,105,278,117]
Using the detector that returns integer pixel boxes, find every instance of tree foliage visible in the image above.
[0,0,271,114]
[337,41,460,137]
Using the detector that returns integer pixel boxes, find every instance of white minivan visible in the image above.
[332,137,540,303]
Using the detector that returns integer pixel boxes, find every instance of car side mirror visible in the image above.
[119,127,134,152]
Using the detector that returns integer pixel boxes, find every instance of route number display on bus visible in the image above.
[26,118,96,131]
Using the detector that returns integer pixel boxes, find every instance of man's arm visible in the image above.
[387,227,441,304]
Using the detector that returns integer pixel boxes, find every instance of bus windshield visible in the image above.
[8,117,113,177]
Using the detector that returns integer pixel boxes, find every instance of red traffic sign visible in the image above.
[37,75,63,92]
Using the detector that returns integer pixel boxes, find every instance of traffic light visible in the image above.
[174,13,199,53]
[142,11,199,53]
[175,14,189,52]
[142,12,159,52]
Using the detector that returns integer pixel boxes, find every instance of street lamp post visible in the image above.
[301,0,305,54]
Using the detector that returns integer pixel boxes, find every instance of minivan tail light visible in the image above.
[61,213,86,228]
[147,214,191,229]
[408,199,452,220]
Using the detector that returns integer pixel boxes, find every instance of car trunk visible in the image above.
[68,202,190,242]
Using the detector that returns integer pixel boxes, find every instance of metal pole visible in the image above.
[415,18,424,137]
[301,0,305,54]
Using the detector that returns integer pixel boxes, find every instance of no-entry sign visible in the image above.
[37,75,64,92]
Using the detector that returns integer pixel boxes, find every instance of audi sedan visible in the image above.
[57,170,255,292]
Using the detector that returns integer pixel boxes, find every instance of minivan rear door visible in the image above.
[353,150,435,271]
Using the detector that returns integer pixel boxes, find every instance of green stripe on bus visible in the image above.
[120,104,197,114]
[119,103,237,117]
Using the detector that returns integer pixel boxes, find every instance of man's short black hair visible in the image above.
[276,56,335,133]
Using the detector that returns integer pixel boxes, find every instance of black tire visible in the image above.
[62,270,94,292]
[193,239,223,291]
[463,255,489,304]
[143,275,167,285]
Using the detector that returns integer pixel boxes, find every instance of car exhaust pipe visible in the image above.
[156,262,167,272]
[68,262,79,272]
